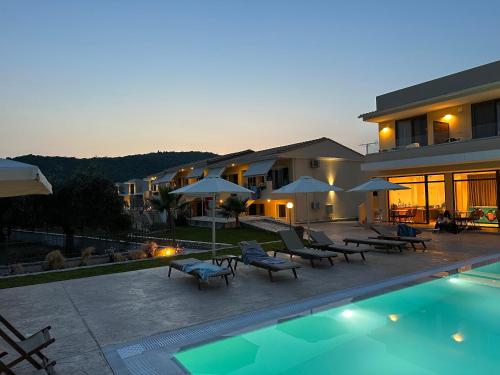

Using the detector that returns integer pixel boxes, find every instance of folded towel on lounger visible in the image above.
[397,223,420,237]
[181,261,225,281]
[240,241,286,265]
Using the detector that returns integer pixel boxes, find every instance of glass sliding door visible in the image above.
[388,175,445,224]
[388,176,427,223]
[427,175,446,221]
[472,99,500,138]
[454,171,498,226]
[395,115,428,147]
[395,120,412,147]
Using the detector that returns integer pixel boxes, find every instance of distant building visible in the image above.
[115,179,147,210]
[139,137,367,223]
[360,60,500,226]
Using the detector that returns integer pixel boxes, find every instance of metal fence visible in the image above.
[1,229,231,265]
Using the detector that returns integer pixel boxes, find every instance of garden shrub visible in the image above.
[112,252,127,262]
[11,263,24,275]
[141,241,159,258]
[80,246,95,266]
[45,250,65,270]
[127,249,146,260]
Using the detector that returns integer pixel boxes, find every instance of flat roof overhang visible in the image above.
[360,82,500,123]
[362,149,500,172]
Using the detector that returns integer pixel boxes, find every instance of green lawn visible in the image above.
[167,226,278,244]
[0,240,283,289]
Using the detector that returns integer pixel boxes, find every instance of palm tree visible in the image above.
[220,196,248,227]
[150,186,185,245]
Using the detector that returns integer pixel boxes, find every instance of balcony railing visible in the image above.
[363,135,500,171]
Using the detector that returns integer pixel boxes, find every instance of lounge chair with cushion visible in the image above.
[309,231,370,262]
[342,237,406,252]
[238,241,300,281]
[0,352,15,375]
[277,230,338,267]
[168,258,232,290]
[0,314,56,374]
[370,225,431,250]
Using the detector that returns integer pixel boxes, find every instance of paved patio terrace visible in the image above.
[1,222,500,374]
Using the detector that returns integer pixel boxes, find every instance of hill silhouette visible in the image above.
[13,151,217,186]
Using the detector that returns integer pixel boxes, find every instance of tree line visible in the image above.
[0,169,131,253]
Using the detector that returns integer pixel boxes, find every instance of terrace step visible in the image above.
[240,216,293,233]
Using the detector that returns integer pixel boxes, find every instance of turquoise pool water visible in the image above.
[176,263,500,374]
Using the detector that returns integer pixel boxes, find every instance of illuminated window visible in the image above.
[388,175,445,223]
[453,172,498,226]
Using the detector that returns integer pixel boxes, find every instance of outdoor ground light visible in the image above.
[452,332,464,343]
[286,201,294,229]
[388,314,399,322]
[342,309,354,318]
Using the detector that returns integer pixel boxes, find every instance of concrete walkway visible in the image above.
[1,222,499,374]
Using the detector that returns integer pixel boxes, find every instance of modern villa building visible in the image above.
[360,60,500,226]
[139,138,366,224]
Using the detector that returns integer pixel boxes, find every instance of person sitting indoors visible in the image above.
[435,210,461,233]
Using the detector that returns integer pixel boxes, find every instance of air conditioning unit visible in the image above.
[310,159,320,168]
[325,204,334,220]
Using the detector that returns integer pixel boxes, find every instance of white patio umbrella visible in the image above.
[348,178,409,223]
[170,177,253,257]
[347,178,409,192]
[0,159,52,197]
[272,176,343,240]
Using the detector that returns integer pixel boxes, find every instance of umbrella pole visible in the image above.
[212,193,216,258]
[306,193,310,242]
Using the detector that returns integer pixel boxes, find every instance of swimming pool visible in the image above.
[175,262,500,374]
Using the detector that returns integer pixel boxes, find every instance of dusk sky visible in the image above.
[1,0,500,158]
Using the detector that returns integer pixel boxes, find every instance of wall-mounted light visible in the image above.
[266,199,271,203]
[286,202,294,229]
[443,114,453,121]
[381,126,390,134]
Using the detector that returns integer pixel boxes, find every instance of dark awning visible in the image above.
[243,159,276,178]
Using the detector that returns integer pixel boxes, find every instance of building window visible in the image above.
[248,203,264,216]
[453,171,498,226]
[433,121,450,144]
[223,174,238,184]
[277,204,287,218]
[395,115,428,147]
[247,176,265,188]
[472,99,500,139]
[388,174,445,223]
[272,168,290,189]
